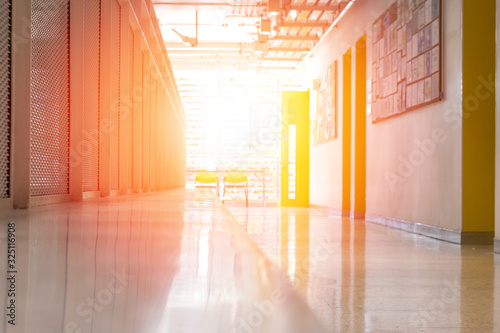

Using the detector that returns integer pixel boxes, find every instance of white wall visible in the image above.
[304,58,343,209]
[302,0,464,231]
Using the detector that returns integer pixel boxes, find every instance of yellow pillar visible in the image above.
[462,0,495,242]
[342,49,352,216]
[352,36,366,218]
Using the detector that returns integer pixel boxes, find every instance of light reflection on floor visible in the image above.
[227,205,500,333]
[0,190,325,333]
[1,189,499,332]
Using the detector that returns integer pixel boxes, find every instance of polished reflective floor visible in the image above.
[0,189,499,333]
[0,190,325,333]
[227,206,500,333]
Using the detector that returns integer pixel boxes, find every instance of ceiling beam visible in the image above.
[167,51,254,57]
[168,64,262,71]
[165,41,253,49]
[153,2,346,12]
[268,46,310,52]
[153,2,259,7]
[271,35,320,41]
[289,5,341,11]
[263,57,302,62]
[259,66,296,70]
[171,61,257,66]
[168,53,253,58]
[281,21,330,28]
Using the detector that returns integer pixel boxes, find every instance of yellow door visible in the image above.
[281,91,309,207]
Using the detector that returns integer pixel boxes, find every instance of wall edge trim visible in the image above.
[365,213,462,244]
[494,239,500,254]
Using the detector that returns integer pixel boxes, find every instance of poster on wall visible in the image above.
[371,0,442,123]
[314,60,337,144]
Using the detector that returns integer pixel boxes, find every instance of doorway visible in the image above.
[281,91,309,207]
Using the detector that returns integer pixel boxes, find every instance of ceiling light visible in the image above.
[268,0,280,16]
[288,10,297,20]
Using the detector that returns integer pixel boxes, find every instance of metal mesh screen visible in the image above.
[151,79,157,188]
[82,0,101,192]
[129,27,134,188]
[134,45,143,190]
[30,0,70,197]
[109,0,121,191]
[142,53,150,189]
[0,0,11,198]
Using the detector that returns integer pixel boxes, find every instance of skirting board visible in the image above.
[30,194,72,207]
[366,213,493,245]
[83,191,101,200]
[0,198,13,210]
[309,209,494,245]
[495,239,500,254]
[366,213,461,244]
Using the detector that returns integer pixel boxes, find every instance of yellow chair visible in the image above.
[223,173,248,206]
[195,172,219,197]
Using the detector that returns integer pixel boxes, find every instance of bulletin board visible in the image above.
[371,0,442,123]
[314,60,337,144]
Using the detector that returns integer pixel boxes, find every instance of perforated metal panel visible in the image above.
[109,0,121,191]
[133,44,143,190]
[82,0,101,192]
[142,53,150,190]
[30,0,70,197]
[150,78,157,188]
[0,0,11,198]
[129,27,134,188]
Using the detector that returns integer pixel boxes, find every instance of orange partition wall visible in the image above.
[8,0,185,209]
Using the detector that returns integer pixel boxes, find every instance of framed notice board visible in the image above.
[371,0,442,123]
[313,60,338,144]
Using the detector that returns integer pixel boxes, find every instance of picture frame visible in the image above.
[371,0,442,123]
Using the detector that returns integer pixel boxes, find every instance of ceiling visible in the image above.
[152,0,353,74]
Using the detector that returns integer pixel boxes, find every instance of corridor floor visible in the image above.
[0,189,324,333]
[227,205,500,333]
[0,189,498,332]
